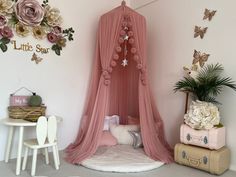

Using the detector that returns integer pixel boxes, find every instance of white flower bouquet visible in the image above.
[184,100,220,130]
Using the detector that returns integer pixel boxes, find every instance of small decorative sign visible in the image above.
[10,95,30,106]
[11,40,50,54]
[0,0,75,63]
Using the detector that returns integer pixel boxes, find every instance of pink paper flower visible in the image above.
[52,26,62,34]
[102,70,109,77]
[110,60,117,67]
[129,38,134,44]
[47,32,58,43]
[137,64,143,70]
[0,15,7,26]
[113,53,119,60]
[128,31,134,37]
[122,21,127,27]
[14,0,45,26]
[116,46,122,53]
[104,74,111,80]
[118,38,124,44]
[0,26,13,38]
[133,55,139,62]
[120,30,126,36]
[131,47,137,54]
[107,67,113,73]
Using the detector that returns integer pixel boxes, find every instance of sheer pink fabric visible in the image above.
[66,5,173,164]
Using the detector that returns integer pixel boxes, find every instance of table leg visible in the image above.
[16,126,24,175]
[5,126,14,163]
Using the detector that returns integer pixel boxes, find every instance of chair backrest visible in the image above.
[36,116,48,145]
[47,115,57,143]
[36,116,57,145]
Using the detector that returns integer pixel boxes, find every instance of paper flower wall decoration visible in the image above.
[0,0,74,55]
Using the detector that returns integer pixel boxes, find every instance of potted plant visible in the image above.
[174,63,236,104]
[174,63,236,129]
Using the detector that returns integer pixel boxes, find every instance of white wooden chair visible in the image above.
[22,116,59,176]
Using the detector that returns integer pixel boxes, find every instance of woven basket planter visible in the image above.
[8,106,46,122]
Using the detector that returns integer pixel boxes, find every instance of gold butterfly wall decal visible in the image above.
[203,9,217,21]
[193,50,210,68]
[31,53,43,64]
[194,26,208,39]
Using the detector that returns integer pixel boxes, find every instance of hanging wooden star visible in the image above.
[124,35,129,40]
[121,59,128,67]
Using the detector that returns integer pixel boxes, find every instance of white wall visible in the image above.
[131,0,236,170]
[0,0,130,161]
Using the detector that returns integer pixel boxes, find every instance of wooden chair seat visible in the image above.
[24,139,57,149]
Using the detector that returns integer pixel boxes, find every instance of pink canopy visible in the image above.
[66,3,173,164]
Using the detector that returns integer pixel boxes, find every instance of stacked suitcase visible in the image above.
[174,124,230,175]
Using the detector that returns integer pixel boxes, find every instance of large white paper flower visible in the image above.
[184,100,220,130]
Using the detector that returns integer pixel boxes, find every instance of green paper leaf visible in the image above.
[58,46,62,50]
[0,43,8,52]
[214,123,224,128]
[1,37,10,44]
[174,63,236,104]
[51,44,57,50]
[55,49,61,56]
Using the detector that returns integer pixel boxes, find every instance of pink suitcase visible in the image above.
[180,124,225,150]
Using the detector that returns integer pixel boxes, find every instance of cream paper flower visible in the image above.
[184,100,220,130]
[0,0,14,14]
[45,5,62,26]
[32,25,46,39]
[15,23,30,37]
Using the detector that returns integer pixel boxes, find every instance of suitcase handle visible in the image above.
[187,134,208,144]
[186,156,202,167]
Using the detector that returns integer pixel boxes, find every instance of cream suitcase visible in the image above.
[180,124,225,150]
[175,143,230,175]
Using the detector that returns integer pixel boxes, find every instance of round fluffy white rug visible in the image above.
[81,145,164,173]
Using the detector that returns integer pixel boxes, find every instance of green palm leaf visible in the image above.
[174,63,236,104]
